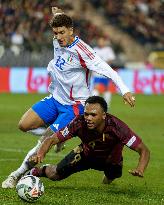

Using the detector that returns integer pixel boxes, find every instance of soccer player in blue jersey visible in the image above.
[2,7,135,188]
[28,96,150,184]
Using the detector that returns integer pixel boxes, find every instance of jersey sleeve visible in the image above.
[113,117,142,149]
[56,116,81,142]
[76,41,130,95]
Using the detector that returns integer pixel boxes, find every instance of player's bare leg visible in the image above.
[28,165,60,181]
[19,108,65,152]
[2,125,54,189]
[19,108,46,136]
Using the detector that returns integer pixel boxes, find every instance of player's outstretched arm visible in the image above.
[129,142,150,177]
[30,134,60,164]
[85,55,135,107]
[123,92,135,107]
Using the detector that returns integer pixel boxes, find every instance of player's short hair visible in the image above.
[85,96,108,113]
[49,14,73,28]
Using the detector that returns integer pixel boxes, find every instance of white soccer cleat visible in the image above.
[2,172,19,189]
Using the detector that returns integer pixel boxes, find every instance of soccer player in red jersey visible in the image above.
[29,96,150,184]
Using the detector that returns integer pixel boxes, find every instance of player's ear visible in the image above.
[69,27,73,36]
[102,112,106,120]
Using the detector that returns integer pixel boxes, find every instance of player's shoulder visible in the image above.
[77,38,94,51]
[74,38,96,60]
[67,36,80,49]
[68,36,92,51]
[106,114,123,126]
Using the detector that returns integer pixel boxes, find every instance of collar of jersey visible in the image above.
[67,36,79,48]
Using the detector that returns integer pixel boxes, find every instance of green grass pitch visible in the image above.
[0,93,164,205]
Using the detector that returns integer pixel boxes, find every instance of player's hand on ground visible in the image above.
[123,92,135,107]
[52,7,64,15]
[128,169,143,177]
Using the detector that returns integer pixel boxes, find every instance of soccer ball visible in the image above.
[16,175,44,202]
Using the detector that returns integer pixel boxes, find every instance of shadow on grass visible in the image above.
[47,184,140,198]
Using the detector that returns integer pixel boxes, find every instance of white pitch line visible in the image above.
[0,158,18,161]
[0,158,62,162]
[0,147,65,157]
[0,147,26,153]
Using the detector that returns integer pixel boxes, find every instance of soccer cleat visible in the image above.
[2,172,19,188]
[26,167,41,177]
[54,142,65,153]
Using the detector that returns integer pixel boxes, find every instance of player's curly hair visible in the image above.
[85,96,108,113]
[49,14,73,28]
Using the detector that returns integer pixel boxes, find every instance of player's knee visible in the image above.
[18,120,29,132]
[45,165,61,181]
[18,108,44,132]
[18,117,38,132]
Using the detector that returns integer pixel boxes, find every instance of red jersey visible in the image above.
[56,114,142,164]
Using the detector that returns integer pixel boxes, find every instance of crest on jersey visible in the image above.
[60,127,69,137]
[67,54,73,63]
